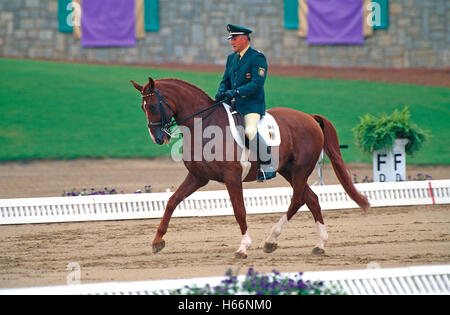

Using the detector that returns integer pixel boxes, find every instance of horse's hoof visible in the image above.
[234,251,248,259]
[263,242,278,253]
[152,240,166,254]
[312,247,325,256]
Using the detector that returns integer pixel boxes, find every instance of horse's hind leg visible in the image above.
[264,159,328,254]
[264,184,328,255]
[263,196,305,253]
[304,185,328,255]
[152,172,208,253]
[263,168,307,253]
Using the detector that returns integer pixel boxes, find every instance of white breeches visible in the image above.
[244,113,260,141]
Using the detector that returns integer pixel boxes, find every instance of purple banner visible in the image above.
[81,0,136,47]
[307,0,364,45]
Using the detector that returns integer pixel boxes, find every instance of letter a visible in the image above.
[367,2,381,27]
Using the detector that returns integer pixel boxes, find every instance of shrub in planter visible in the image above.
[352,106,428,156]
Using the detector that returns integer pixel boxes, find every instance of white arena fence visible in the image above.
[1,180,449,225]
[0,264,448,295]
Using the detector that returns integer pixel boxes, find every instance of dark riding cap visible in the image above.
[227,24,252,40]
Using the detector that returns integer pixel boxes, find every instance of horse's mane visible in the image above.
[156,78,214,102]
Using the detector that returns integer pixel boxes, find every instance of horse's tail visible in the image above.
[312,114,370,211]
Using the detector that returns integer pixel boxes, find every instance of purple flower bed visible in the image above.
[167,268,344,295]
[62,185,152,196]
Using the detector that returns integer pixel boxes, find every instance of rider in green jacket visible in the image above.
[216,24,276,181]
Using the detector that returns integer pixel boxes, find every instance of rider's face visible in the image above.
[230,35,248,53]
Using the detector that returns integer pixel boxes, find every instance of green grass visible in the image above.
[1,58,449,164]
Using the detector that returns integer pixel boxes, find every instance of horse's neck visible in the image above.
[160,80,220,128]
[179,100,225,132]
[177,98,214,126]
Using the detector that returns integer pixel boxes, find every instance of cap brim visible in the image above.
[227,32,246,39]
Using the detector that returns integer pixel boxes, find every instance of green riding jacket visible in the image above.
[218,46,268,115]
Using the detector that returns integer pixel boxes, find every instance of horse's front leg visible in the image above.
[152,173,208,253]
[224,174,251,259]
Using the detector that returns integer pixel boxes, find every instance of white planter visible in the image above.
[373,138,409,182]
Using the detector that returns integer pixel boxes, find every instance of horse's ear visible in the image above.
[148,77,155,90]
[131,80,142,92]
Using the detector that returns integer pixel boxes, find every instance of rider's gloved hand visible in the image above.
[224,89,238,101]
[215,91,226,102]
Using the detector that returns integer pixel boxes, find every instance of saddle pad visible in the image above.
[223,103,281,148]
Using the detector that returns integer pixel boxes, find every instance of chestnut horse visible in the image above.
[131,77,369,259]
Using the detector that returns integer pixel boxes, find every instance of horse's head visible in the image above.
[131,77,175,145]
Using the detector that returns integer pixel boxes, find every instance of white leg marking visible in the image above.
[315,221,328,250]
[237,231,251,254]
[265,214,288,244]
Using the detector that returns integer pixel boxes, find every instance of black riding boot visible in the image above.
[256,133,277,181]
[246,133,277,182]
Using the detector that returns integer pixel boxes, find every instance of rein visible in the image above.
[142,89,223,136]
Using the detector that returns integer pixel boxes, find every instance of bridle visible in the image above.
[142,89,176,135]
[141,88,223,136]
